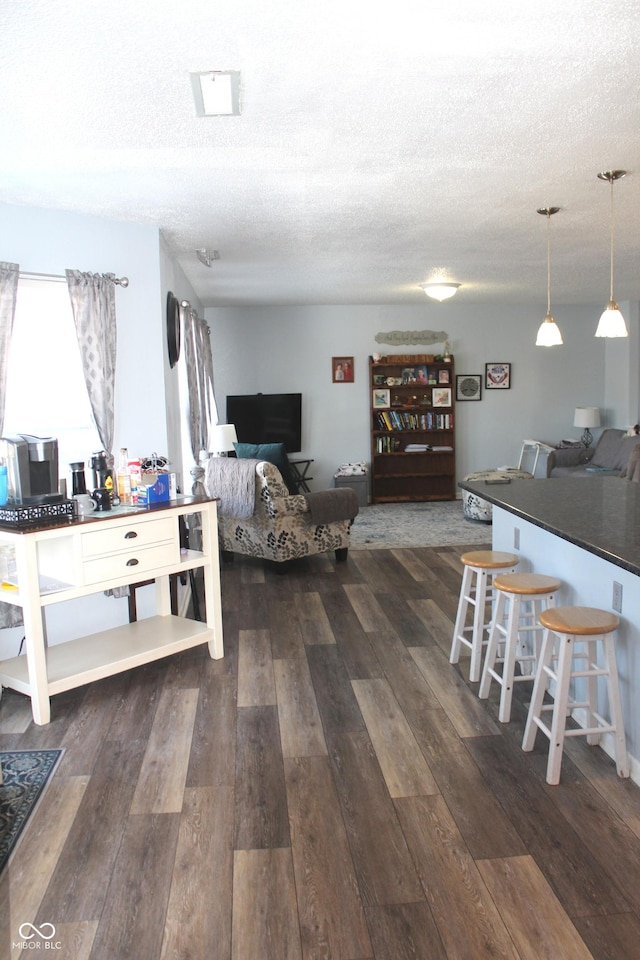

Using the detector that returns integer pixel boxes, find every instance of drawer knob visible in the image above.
[126,558,139,567]
[124,531,138,540]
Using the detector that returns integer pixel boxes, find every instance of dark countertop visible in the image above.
[458,476,640,577]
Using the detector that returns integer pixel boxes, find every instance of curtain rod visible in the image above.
[19,270,129,287]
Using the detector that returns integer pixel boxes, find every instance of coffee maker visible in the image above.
[0,434,62,505]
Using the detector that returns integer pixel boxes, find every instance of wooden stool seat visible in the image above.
[538,605,619,635]
[450,551,519,683]
[493,573,562,595]
[479,573,561,723]
[522,605,629,785]
[460,550,519,569]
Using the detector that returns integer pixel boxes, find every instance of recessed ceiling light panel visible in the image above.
[190,70,241,116]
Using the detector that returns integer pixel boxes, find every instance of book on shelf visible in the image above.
[404,443,430,452]
[431,445,453,452]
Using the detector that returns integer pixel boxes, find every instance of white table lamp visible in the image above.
[210,423,238,456]
[574,407,600,447]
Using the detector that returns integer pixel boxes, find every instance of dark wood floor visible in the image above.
[2,543,640,960]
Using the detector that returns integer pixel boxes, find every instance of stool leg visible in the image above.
[522,628,554,751]
[497,594,522,723]
[450,565,474,666]
[478,590,507,700]
[469,568,489,683]
[585,637,600,746]
[602,633,630,778]
[545,634,574,785]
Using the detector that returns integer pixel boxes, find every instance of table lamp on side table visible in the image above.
[574,407,600,448]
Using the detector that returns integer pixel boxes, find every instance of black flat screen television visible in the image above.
[226,393,302,453]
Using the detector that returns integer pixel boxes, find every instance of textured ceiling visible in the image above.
[1,0,639,307]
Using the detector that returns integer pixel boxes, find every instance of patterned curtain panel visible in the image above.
[0,261,19,434]
[65,270,117,464]
[0,262,22,628]
[183,304,218,465]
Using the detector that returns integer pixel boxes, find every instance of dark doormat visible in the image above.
[0,749,64,873]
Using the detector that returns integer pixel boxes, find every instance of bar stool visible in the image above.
[450,550,519,682]
[522,606,629,785]
[478,573,562,723]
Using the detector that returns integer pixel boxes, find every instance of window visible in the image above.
[3,279,100,474]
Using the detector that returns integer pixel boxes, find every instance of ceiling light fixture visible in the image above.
[196,248,220,267]
[595,170,628,338]
[190,71,241,117]
[535,207,563,347]
[419,281,461,302]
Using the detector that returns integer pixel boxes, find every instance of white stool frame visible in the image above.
[522,626,629,785]
[450,558,518,683]
[479,587,558,723]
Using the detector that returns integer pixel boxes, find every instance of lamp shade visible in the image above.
[574,407,601,429]
[210,423,238,453]
[535,313,563,346]
[595,301,628,338]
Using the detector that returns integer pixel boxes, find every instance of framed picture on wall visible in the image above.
[485,362,511,389]
[456,375,482,401]
[332,356,354,382]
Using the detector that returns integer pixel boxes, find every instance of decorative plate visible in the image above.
[166,291,180,368]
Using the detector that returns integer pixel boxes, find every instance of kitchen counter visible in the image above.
[458,475,640,781]
[458,475,640,576]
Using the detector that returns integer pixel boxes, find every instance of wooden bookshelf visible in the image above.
[370,354,455,503]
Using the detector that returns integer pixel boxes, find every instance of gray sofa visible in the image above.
[546,428,640,478]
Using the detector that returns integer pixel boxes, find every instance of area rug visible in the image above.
[349,500,491,549]
[0,749,64,873]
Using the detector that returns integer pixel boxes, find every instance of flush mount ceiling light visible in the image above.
[419,281,461,302]
[535,207,563,347]
[595,170,628,338]
[190,70,241,116]
[196,248,220,267]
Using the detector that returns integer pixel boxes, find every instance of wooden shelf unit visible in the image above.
[370,354,455,503]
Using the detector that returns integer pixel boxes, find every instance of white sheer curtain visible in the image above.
[183,303,218,497]
[0,262,19,434]
[65,270,117,468]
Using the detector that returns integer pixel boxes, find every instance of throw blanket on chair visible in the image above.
[303,488,359,524]
[205,457,259,517]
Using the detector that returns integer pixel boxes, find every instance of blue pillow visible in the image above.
[233,442,296,493]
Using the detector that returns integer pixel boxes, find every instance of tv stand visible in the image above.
[0,496,223,725]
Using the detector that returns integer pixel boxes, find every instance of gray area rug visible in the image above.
[0,749,64,873]
[350,500,491,549]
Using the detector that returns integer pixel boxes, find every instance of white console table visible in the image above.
[0,496,223,725]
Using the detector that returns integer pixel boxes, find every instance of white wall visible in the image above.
[207,301,637,491]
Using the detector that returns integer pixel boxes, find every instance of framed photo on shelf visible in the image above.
[438,369,450,384]
[456,374,482,401]
[372,388,390,409]
[332,356,354,382]
[432,387,452,407]
[485,362,511,390]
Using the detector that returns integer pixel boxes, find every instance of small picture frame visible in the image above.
[372,388,390,409]
[438,369,450,384]
[332,356,354,382]
[485,362,511,389]
[432,387,452,407]
[456,374,482,401]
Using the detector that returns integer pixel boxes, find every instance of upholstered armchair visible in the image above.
[204,458,359,564]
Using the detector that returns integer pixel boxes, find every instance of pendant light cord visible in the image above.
[546,210,552,315]
[609,177,615,302]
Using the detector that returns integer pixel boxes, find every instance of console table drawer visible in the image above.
[80,517,176,559]
[82,540,178,585]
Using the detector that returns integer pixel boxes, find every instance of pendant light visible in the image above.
[535,207,563,346]
[595,170,628,338]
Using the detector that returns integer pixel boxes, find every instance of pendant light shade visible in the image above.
[535,207,563,347]
[595,170,628,338]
